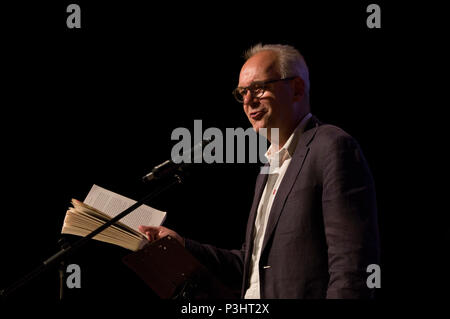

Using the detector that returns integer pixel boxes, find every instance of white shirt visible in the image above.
[244,113,312,299]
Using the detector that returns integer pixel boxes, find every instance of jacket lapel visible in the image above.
[260,117,319,254]
[242,169,267,291]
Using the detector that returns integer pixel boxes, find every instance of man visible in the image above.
[139,44,380,299]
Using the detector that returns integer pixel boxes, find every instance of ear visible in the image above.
[292,77,305,101]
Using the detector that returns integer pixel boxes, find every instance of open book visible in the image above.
[61,185,166,251]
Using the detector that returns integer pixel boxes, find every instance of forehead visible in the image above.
[238,51,279,87]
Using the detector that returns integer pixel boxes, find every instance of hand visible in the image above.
[138,225,185,247]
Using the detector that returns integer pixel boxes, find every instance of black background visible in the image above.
[1,0,447,315]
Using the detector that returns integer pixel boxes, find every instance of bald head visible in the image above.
[239,50,280,88]
[244,43,310,94]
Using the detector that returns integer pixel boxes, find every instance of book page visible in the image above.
[83,184,166,232]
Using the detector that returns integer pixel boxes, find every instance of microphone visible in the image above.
[142,139,211,183]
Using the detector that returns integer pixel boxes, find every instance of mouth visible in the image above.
[249,110,266,120]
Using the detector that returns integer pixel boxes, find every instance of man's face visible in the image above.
[238,51,296,134]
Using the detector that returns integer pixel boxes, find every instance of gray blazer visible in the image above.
[185,116,380,298]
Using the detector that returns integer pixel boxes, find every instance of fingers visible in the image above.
[138,225,158,233]
[138,225,182,244]
[138,225,160,241]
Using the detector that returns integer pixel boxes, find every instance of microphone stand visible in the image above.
[0,174,183,299]
[57,237,70,301]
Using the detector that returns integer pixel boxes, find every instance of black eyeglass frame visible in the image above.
[232,76,297,103]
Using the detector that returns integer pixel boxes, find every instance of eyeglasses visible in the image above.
[232,76,297,103]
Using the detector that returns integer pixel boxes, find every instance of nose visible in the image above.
[242,90,252,103]
[243,91,259,108]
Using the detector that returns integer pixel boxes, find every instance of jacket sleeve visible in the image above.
[321,133,380,298]
[184,238,245,295]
